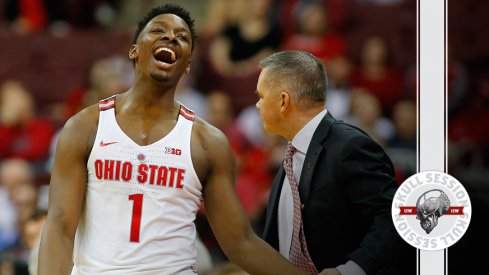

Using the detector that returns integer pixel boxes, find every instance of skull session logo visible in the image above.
[392,171,471,251]
[416,189,451,234]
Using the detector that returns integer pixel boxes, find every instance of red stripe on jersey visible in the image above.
[179,105,195,121]
[99,95,116,111]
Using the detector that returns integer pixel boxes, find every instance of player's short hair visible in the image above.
[132,4,197,51]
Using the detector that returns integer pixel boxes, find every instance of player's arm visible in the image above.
[38,107,97,275]
[199,124,309,275]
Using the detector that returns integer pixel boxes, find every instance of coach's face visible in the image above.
[255,69,284,137]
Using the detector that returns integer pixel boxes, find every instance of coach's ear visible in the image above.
[280,91,291,113]
[129,45,138,60]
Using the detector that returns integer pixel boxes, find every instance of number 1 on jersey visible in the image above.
[129,194,143,242]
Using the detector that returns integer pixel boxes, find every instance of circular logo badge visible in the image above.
[391,171,471,251]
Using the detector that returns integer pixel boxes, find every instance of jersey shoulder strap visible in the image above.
[179,104,195,121]
[99,95,117,111]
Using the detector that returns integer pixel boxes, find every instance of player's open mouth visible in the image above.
[153,47,176,64]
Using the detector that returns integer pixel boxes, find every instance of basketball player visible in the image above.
[38,4,307,275]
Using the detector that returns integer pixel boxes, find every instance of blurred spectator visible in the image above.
[176,74,208,120]
[278,0,347,40]
[52,55,133,125]
[0,252,17,275]
[281,1,346,63]
[3,0,70,34]
[208,0,280,78]
[0,209,45,275]
[355,0,404,5]
[325,56,353,120]
[200,0,241,39]
[4,0,50,33]
[0,81,55,167]
[235,106,267,149]
[202,0,281,113]
[24,210,47,275]
[232,105,288,179]
[10,182,38,244]
[446,45,469,115]
[207,92,273,219]
[386,100,416,183]
[0,158,40,275]
[63,0,118,29]
[448,82,489,170]
[0,186,17,251]
[351,35,404,116]
[0,159,38,245]
[206,91,234,133]
[345,88,395,148]
[81,55,133,106]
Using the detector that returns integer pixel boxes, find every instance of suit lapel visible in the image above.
[298,141,322,205]
[298,112,336,205]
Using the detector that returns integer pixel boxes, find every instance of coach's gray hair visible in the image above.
[259,50,328,105]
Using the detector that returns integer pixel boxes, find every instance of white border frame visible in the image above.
[417,0,448,274]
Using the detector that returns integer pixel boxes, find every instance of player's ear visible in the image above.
[185,60,191,74]
[129,45,138,60]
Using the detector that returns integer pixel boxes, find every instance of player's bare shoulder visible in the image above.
[191,117,230,151]
[59,103,100,156]
[190,117,235,181]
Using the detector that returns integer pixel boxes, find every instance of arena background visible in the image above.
[0,0,487,274]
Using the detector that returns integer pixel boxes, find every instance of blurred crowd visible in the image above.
[0,0,488,274]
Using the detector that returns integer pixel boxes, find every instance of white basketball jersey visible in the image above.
[72,95,203,275]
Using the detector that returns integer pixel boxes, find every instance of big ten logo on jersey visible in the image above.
[93,159,186,189]
[165,147,182,156]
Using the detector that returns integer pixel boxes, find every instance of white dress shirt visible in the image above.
[277,109,366,275]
